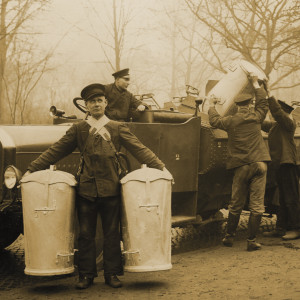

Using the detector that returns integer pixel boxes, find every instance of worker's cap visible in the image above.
[278,99,294,114]
[112,68,130,79]
[234,93,253,105]
[80,83,105,101]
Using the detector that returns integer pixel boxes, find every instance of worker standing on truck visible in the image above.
[104,68,147,121]
[262,96,300,240]
[208,74,270,251]
[24,83,167,289]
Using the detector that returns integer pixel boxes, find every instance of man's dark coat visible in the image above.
[104,83,143,121]
[262,97,297,166]
[208,87,270,169]
[28,120,165,199]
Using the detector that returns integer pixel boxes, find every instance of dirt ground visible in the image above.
[0,235,300,300]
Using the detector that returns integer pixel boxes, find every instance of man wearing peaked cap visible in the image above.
[105,68,147,121]
[112,68,130,79]
[24,81,169,289]
[278,99,294,114]
[234,93,253,104]
[81,83,105,100]
[262,96,300,240]
[208,74,270,251]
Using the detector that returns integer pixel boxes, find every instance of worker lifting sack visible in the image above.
[120,165,173,272]
[20,168,77,276]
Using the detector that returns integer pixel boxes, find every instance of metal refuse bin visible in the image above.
[202,59,267,116]
[120,165,173,272]
[20,169,77,276]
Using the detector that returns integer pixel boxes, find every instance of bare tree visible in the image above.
[155,2,194,99]
[81,0,134,72]
[174,12,223,89]
[0,0,50,122]
[185,0,300,90]
[3,38,53,124]
[153,1,227,100]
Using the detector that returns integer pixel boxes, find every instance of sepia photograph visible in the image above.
[0,0,300,299]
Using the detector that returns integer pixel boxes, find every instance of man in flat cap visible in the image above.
[24,83,167,289]
[262,96,300,240]
[208,74,270,251]
[105,68,147,121]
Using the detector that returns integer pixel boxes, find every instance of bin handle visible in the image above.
[123,250,139,254]
[34,207,56,212]
[138,178,159,213]
[34,186,57,215]
[56,249,77,263]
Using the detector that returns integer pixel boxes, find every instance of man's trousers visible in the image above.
[276,164,300,230]
[76,195,123,278]
[229,162,267,216]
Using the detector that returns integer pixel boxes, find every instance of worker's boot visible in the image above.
[247,213,262,251]
[282,230,300,240]
[222,213,240,247]
[263,228,285,238]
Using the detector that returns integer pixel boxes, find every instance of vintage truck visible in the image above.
[1,60,299,262]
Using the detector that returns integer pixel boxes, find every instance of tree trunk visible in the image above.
[113,0,120,70]
[0,0,8,123]
[170,22,177,100]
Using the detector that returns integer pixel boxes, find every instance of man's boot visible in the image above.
[105,275,123,288]
[263,228,285,238]
[247,213,262,251]
[75,275,94,289]
[222,213,240,247]
[282,230,300,240]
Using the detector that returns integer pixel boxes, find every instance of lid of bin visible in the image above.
[20,169,77,186]
[120,165,173,184]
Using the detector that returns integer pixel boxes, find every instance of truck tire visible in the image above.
[0,232,21,251]
[0,212,23,251]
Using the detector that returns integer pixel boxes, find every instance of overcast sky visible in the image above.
[32,0,174,105]
[39,0,164,63]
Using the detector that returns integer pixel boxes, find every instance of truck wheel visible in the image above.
[0,232,21,251]
[74,212,104,271]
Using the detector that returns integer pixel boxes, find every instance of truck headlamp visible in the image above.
[4,165,22,189]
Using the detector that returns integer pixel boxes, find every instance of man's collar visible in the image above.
[114,83,125,92]
[86,115,110,133]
